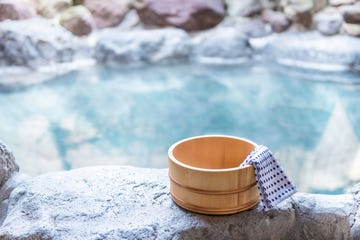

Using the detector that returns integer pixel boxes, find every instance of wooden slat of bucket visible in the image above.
[171,195,259,215]
[168,135,259,215]
[169,174,257,195]
[168,159,256,192]
[170,180,260,215]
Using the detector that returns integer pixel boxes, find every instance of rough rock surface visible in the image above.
[225,0,264,17]
[35,0,71,18]
[343,23,360,37]
[0,142,18,189]
[218,17,270,38]
[330,0,356,7]
[312,0,328,13]
[135,0,225,31]
[261,9,292,33]
[0,166,359,239]
[0,173,28,226]
[191,27,252,63]
[264,32,360,71]
[314,8,343,36]
[0,18,86,68]
[351,183,360,238]
[0,0,36,21]
[59,6,95,36]
[84,0,128,29]
[284,3,313,30]
[95,28,191,65]
[339,5,360,24]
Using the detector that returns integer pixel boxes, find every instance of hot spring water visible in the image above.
[0,63,359,193]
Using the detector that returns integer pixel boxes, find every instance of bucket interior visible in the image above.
[171,136,256,169]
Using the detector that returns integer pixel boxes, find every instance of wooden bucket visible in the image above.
[168,135,260,215]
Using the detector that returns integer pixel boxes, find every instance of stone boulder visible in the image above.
[0,142,18,189]
[218,17,270,38]
[284,2,313,30]
[135,0,225,31]
[343,23,360,37]
[225,0,264,17]
[0,18,83,68]
[36,0,71,18]
[330,0,355,7]
[314,8,343,36]
[0,0,36,21]
[263,32,360,71]
[0,166,359,239]
[116,9,141,31]
[83,0,129,29]
[59,6,95,36]
[95,28,191,65]
[312,0,328,13]
[0,173,28,226]
[339,4,360,37]
[339,5,360,24]
[191,27,252,63]
[351,183,360,238]
[262,9,292,33]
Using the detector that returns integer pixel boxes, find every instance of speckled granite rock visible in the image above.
[0,166,358,240]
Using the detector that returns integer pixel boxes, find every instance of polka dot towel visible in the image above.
[240,145,297,210]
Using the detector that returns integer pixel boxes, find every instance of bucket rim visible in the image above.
[168,135,257,173]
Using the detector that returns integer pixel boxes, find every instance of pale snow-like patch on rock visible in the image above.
[0,166,358,239]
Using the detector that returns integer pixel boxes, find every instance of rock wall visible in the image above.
[0,165,359,240]
[2,0,360,36]
[2,17,360,78]
[0,0,360,75]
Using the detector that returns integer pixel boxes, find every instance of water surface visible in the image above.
[0,63,359,193]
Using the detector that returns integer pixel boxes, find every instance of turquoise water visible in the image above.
[0,63,359,193]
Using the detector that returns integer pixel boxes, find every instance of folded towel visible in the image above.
[240,145,297,210]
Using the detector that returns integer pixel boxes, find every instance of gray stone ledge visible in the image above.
[0,166,359,240]
[263,32,360,72]
[2,17,360,75]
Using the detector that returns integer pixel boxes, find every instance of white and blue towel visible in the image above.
[241,145,297,210]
